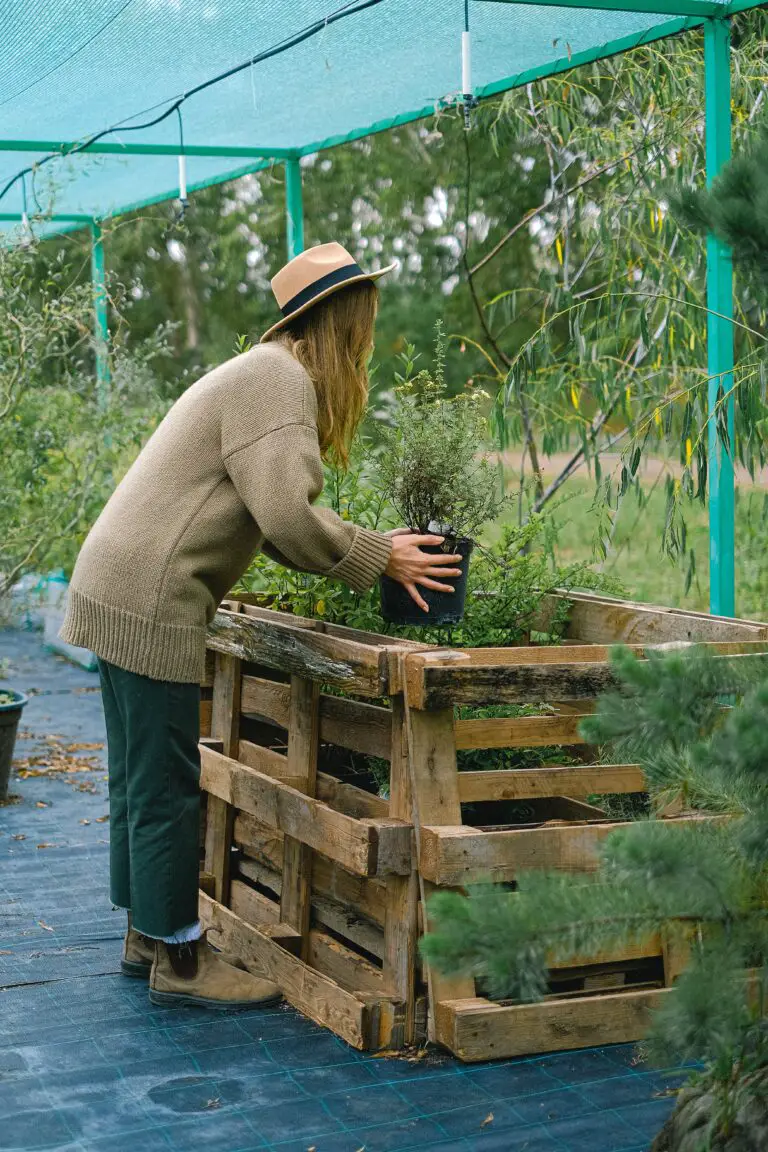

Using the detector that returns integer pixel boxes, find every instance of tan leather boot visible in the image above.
[121,915,247,980]
[149,934,282,1010]
[121,916,156,978]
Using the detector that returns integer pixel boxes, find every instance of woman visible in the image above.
[60,241,462,1010]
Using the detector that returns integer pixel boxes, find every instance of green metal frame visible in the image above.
[704,18,735,616]
[285,158,304,260]
[482,0,722,14]
[90,220,110,403]
[0,140,296,160]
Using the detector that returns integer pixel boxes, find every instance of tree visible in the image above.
[423,645,768,1149]
[0,237,170,603]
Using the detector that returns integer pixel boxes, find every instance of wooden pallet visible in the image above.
[198,593,768,1060]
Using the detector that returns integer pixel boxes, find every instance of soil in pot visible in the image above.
[0,690,28,801]
[380,538,474,627]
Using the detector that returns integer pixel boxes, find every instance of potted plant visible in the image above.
[0,687,27,802]
[375,327,505,626]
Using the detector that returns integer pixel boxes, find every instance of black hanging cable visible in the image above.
[462,0,474,131]
[0,0,386,211]
[176,105,188,218]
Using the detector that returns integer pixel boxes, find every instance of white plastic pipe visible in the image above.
[462,30,472,101]
[178,153,188,202]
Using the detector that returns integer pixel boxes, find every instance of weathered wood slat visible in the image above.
[208,607,387,696]
[204,653,240,904]
[382,695,419,1043]
[241,676,393,760]
[310,891,384,959]
[199,893,376,1049]
[435,989,665,1061]
[227,880,301,953]
[237,739,388,816]
[307,929,385,994]
[455,712,592,750]
[419,816,716,885]
[541,591,768,644]
[457,764,645,803]
[202,746,410,877]
[235,814,388,924]
[403,695,476,1039]
[460,639,768,666]
[280,676,320,952]
[413,651,768,709]
[232,600,426,650]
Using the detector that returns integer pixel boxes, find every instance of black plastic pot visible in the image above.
[0,690,27,802]
[380,538,474,627]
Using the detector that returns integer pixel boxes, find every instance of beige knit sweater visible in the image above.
[60,343,392,682]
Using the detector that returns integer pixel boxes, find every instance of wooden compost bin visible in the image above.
[197,593,768,1061]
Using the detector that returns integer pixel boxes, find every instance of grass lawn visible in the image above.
[492,474,768,620]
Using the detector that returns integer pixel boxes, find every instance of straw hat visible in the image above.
[260,241,396,341]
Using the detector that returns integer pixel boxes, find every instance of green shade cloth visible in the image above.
[0,0,756,234]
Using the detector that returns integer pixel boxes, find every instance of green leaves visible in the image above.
[375,326,505,540]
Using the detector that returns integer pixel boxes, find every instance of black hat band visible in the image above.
[280,262,364,317]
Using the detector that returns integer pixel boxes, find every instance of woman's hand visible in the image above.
[384,529,464,613]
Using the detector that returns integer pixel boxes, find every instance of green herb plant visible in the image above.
[374,325,505,542]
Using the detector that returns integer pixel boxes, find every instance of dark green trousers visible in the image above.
[98,659,201,939]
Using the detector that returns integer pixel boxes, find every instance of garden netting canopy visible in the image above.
[0,0,754,233]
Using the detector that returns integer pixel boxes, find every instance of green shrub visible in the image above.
[374,327,505,540]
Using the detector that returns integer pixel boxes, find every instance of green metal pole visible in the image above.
[285,158,304,260]
[704,18,735,617]
[90,220,110,403]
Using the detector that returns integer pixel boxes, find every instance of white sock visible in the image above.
[132,919,204,944]
[157,920,204,945]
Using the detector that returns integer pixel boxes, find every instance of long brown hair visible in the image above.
[267,280,378,466]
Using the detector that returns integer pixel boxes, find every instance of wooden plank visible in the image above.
[207,607,387,696]
[204,653,240,904]
[240,676,291,727]
[419,816,716,885]
[228,880,302,953]
[201,649,216,688]
[235,600,427,649]
[201,746,411,877]
[548,935,662,970]
[455,712,592,750]
[416,651,768,710]
[460,639,768,666]
[435,990,665,1061]
[661,925,693,986]
[307,929,385,994]
[402,672,476,1040]
[542,590,768,644]
[238,739,388,815]
[241,676,393,760]
[457,764,645,803]
[421,662,618,710]
[281,677,320,952]
[382,695,419,1045]
[237,827,388,927]
[311,892,384,959]
[237,853,385,957]
[199,892,376,1049]
[236,739,298,782]
[200,698,212,737]
[230,877,280,925]
[314,773,389,819]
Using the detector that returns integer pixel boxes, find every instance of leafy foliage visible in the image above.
[0,239,170,603]
[374,327,504,540]
[422,645,768,1134]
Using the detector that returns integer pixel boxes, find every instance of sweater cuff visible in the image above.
[330,528,392,593]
